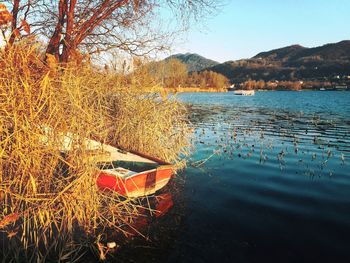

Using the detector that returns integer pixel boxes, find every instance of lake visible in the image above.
[118,91,350,263]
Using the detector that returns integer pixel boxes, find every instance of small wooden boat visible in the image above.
[43,130,174,198]
[93,141,174,198]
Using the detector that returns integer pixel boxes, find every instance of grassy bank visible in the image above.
[0,43,191,261]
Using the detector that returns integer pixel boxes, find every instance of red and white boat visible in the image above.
[93,141,174,198]
[51,132,174,198]
[42,127,174,197]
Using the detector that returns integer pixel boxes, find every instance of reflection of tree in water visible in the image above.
[187,104,349,177]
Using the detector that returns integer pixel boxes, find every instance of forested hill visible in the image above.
[166,53,219,72]
[172,41,350,84]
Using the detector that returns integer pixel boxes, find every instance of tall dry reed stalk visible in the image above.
[0,42,190,261]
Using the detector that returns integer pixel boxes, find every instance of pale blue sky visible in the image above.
[171,0,350,62]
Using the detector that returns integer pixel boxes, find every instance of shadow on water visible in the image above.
[99,178,188,263]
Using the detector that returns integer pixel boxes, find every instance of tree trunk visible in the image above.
[8,0,20,46]
[61,0,76,63]
[46,0,129,64]
[45,0,67,60]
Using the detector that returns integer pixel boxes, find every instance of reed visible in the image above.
[0,42,190,261]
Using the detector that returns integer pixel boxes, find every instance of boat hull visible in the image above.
[96,166,173,198]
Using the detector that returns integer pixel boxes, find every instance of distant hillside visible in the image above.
[206,40,350,83]
[166,53,219,72]
[254,44,306,61]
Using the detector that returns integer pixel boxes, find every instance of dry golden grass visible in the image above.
[0,42,190,261]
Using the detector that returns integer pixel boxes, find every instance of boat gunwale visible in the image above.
[90,136,171,166]
[99,165,173,181]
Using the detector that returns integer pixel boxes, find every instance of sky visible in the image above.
[170,0,350,62]
[1,0,349,63]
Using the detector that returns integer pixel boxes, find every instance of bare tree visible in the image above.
[2,0,219,63]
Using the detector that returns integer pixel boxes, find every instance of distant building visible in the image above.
[334,85,348,90]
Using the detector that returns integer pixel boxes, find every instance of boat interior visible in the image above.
[97,160,160,177]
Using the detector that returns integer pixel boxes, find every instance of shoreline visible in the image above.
[165,88,349,93]
[165,87,228,93]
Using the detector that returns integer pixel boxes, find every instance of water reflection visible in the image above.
[102,180,186,263]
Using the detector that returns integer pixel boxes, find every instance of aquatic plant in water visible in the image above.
[187,103,348,177]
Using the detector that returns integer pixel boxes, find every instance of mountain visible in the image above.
[253,44,306,61]
[254,40,350,63]
[166,53,219,72]
[206,40,350,83]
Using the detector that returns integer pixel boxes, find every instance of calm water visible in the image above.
[119,91,350,263]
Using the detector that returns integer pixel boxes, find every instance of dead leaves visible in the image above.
[0,4,13,26]
[46,53,57,68]
[12,28,20,37]
[0,213,19,229]
[21,19,30,34]
[0,4,31,43]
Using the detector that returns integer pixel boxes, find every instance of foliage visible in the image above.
[189,70,229,89]
[239,79,335,90]
[137,58,229,89]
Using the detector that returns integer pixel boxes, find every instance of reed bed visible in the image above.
[0,42,190,262]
